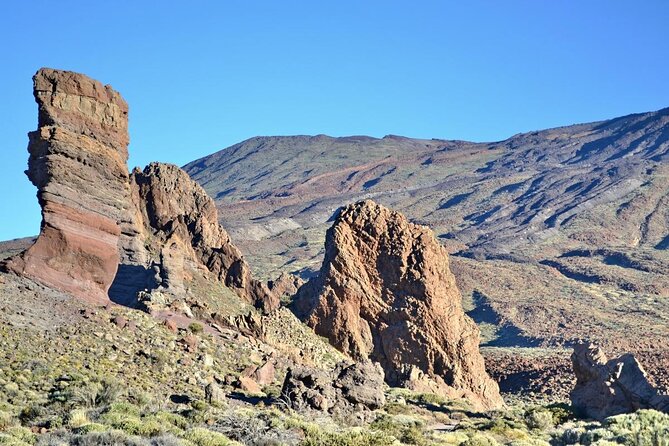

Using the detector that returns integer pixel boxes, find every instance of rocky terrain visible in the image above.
[1,67,669,445]
[184,109,669,396]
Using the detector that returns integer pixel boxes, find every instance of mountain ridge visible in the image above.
[182,105,669,393]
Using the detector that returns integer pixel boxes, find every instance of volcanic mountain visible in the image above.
[184,108,669,393]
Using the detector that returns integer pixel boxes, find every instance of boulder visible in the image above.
[570,341,669,420]
[294,200,503,410]
[205,382,225,404]
[281,361,385,414]
[237,376,262,394]
[2,68,131,303]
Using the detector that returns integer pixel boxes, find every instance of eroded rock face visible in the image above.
[118,162,273,311]
[3,68,130,303]
[281,361,385,414]
[4,68,272,313]
[570,341,669,420]
[294,200,503,410]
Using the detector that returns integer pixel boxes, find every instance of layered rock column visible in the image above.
[4,68,130,303]
[294,200,503,410]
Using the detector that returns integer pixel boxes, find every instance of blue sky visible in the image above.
[1,1,668,240]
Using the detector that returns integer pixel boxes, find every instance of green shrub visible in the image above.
[462,433,501,446]
[525,408,555,431]
[0,411,15,430]
[183,427,237,446]
[188,323,204,335]
[68,409,90,428]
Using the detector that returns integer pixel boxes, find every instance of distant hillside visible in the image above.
[184,108,669,387]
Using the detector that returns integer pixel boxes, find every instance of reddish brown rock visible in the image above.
[267,273,304,302]
[164,319,178,333]
[570,341,669,420]
[237,376,262,394]
[294,200,503,410]
[3,68,130,303]
[253,359,276,386]
[117,162,274,312]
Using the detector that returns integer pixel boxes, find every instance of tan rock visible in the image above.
[3,68,130,303]
[253,360,276,386]
[294,200,503,410]
[119,162,274,312]
[570,341,669,420]
[237,376,262,394]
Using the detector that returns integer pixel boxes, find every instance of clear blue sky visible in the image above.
[1,1,668,240]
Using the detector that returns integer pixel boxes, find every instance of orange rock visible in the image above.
[237,376,262,394]
[3,68,130,304]
[294,200,503,410]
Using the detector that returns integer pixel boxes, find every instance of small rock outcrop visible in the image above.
[281,361,385,414]
[570,341,669,420]
[294,200,503,410]
[3,68,131,303]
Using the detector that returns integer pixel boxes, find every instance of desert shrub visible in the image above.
[68,377,124,409]
[602,410,669,445]
[525,408,555,431]
[182,428,237,446]
[188,323,204,335]
[413,392,447,407]
[96,378,124,407]
[462,433,501,446]
[68,409,90,428]
[149,435,184,446]
[543,403,575,425]
[0,411,15,430]
[7,427,35,443]
[0,434,31,446]
[70,429,149,446]
[100,411,163,437]
[213,409,300,445]
[370,414,427,445]
[151,411,189,431]
[72,423,107,434]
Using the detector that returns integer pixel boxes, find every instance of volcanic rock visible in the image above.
[294,200,503,410]
[114,162,273,311]
[267,273,304,300]
[570,341,669,420]
[2,68,131,303]
[281,361,385,414]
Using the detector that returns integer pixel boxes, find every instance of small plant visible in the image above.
[188,323,204,334]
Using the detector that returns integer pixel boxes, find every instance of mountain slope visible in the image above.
[184,108,669,390]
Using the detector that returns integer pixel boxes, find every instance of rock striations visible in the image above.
[3,68,272,312]
[3,68,131,303]
[118,162,273,311]
[294,200,503,410]
[570,341,669,420]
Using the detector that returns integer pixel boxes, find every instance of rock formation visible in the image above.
[3,68,273,313]
[570,341,669,420]
[281,361,386,414]
[2,68,131,303]
[294,200,503,410]
[114,162,273,311]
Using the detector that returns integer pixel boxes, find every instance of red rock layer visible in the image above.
[4,68,130,303]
